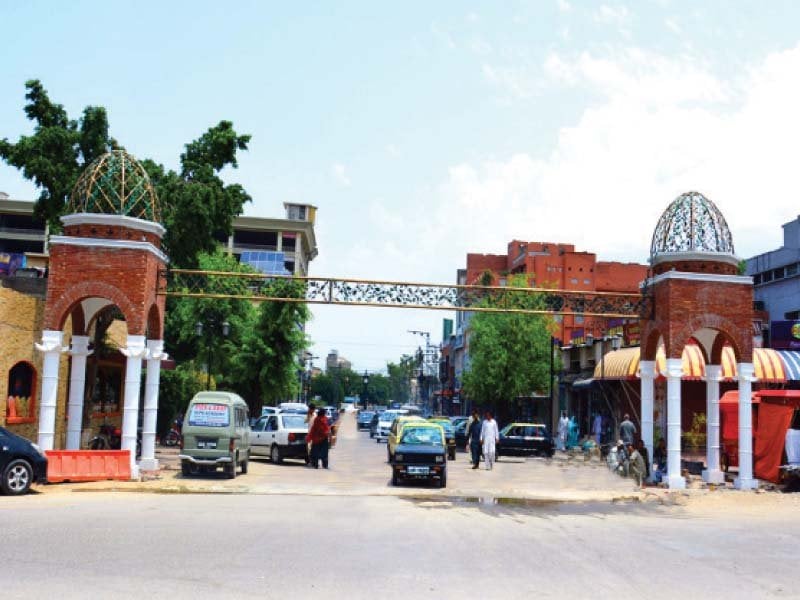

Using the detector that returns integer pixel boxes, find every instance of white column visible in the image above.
[735,362,758,490]
[665,357,686,489]
[702,365,725,484]
[640,360,656,480]
[34,330,65,451]
[120,335,147,479]
[139,339,168,471]
[66,336,92,450]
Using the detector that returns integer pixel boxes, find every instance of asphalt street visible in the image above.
[2,415,798,599]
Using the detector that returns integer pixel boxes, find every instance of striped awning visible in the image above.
[594,344,787,382]
[777,351,800,380]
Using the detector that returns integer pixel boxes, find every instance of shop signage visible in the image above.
[770,320,800,350]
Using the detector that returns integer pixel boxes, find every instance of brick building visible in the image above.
[465,240,647,344]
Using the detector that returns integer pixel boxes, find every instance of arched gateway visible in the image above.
[640,192,757,489]
[36,150,168,477]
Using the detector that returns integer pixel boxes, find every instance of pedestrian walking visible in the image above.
[466,410,482,469]
[307,407,330,469]
[304,404,316,467]
[636,439,650,480]
[592,413,603,445]
[557,412,569,451]
[479,410,499,470]
[628,442,645,487]
[619,413,637,445]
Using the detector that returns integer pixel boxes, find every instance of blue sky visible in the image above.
[3,1,800,371]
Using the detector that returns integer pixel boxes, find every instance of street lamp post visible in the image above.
[362,371,370,409]
[195,319,230,389]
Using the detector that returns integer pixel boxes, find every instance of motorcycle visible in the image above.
[89,422,141,457]
[163,420,182,447]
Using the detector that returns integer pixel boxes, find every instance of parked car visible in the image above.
[357,410,375,430]
[387,415,426,461]
[278,402,308,415]
[250,412,309,464]
[454,419,468,449]
[179,391,251,478]
[374,409,407,443]
[497,423,554,458]
[0,426,47,495]
[261,406,279,417]
[450,416,468,428]
[390,422,447,488]
[427,417,457,460]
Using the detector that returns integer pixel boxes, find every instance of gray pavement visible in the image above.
[45,413,642,502]
[2,489,798,599]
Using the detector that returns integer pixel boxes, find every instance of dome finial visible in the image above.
[650,191,734,265]
[68,150,160,222]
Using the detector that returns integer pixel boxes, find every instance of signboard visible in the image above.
[624,321,641,346]
[770,320,800,350]
[0,253,26,277]
[188,403,230,427]
[570,328,585,346]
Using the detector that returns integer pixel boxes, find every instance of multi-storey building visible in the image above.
[465,240,647,345]
[746,217,800,348]
[0,195,318,277]
[325,349,352,373]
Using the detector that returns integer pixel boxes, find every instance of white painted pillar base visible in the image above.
[35,330,65,451]
[640,360,656,481]
[139,339,167,472]
[734,362,758,490]
[66,336,92,450]
[121,335,147,480]
[702,364,725,484]
[665,357,686,489]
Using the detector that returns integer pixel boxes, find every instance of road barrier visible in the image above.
[45,450,132,482]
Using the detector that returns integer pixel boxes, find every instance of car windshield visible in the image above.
[281,415,306,429]
[400,427,443,446]
[188,403,230,427]
[381,412,400,422]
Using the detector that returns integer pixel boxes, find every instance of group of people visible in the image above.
[464,409,500,470]
[305,406,333,469]
[609,414,669,487]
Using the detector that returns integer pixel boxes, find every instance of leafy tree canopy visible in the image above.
[462,275,560,421]
[1,80,251,267]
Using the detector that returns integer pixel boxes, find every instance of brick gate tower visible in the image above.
[640,191,756,489]
[36,150,168,477]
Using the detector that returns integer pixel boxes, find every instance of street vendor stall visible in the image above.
[719,390,800,482]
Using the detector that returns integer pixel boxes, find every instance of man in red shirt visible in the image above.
[307,408,331,469]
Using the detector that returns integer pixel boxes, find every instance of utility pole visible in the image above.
[408,330,439,413]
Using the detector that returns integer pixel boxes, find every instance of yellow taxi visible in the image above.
[387,415,426,462]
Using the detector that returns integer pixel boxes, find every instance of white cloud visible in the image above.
[595,4,631,26]
[426,44,800,266]
[557,0,572,13]
[331,163,351,187]
[665,17,681,35]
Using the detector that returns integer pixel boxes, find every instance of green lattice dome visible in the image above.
[68,150,160,222]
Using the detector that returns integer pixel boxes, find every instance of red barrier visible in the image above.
[45,450,132,482]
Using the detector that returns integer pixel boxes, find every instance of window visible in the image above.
[266,416,278,432]
[253,417,267,432]
[6,361,36,424]
[787,263,798,277]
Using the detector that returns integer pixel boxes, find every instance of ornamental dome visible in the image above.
[650,191,735,266]
[68,150,160,222]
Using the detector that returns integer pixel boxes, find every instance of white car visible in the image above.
[374,409,408,443]
[250,413,308,463]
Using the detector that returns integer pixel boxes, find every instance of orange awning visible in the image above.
[594,344,786,382]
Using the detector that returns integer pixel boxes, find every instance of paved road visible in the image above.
[145,412,638,501]
[2,490,798,599]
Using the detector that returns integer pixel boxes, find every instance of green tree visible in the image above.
[1,80,251,268]
[387,356,415,404]
[228,277,310,411]
[0,80,117,228]
[309,373,343,407]
[462,275,560,422]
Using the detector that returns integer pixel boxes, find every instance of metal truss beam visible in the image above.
[159,269,650,318]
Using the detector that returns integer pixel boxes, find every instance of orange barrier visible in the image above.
[45,450,132,483]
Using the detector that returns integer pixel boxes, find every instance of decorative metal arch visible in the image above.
[159,269,651,318]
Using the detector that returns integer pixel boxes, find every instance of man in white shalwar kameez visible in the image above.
[480,410,500,470]
[557,412,569,451]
